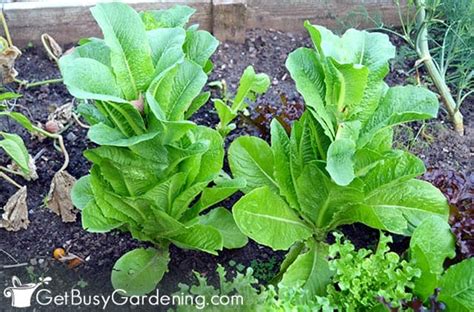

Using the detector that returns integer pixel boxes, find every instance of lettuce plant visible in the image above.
[379,216,473,311]
[177,217,473,311]
[326,233,420,311]
[176,265,268,311]
[61,3,247,295]
[228,23,449,296]
[214,66,270,136]
[276,219,471,311]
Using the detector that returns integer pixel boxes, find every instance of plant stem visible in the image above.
[73,113,90,129]
[29,124,69,171]
[25,78,63,89]
[44,131,69,172]
[0,165,23,177]
[269,241,305,285]
[0,10,12,47]
[414,0,464,135]
[14,77,63,89]
[366,27,410,44]
[56,135,69,172]
[0,248,19,263]
[1,263,28,269]
[0,171,22,189]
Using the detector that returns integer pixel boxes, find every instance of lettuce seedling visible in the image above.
[228,23,449,297]
[214,66,270,136]
[61,3,247,295]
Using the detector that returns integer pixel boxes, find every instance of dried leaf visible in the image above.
[46,170,77,222]
[8,154,39,181]
[47,102,73,129]
[0,45,21,84]
[41,33,63,60]
[0,186,29,231]
[27,156,39,181]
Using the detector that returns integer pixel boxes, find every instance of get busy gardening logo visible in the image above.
[3,275,52,308]
[2,274,244,310]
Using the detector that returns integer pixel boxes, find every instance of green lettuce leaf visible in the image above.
[233,186,313,250]
[279,241,332,296]
[359,86,439,147]
[439,258,474,312]
[286,47,334,140]
[198,207,248,249]
[169,224,223,255]
[410,216,456,300]
[91,2,154,99]
[271,119,299,210]
[147,27,186,74]
[148,60,207,121]
[232,66,270,111]
[71,175,93,210]
[344,179,449,235]
[59,57,125,103]
[141,5,195,30]
[111,247,170,296]
[228,136,278,193]
[81,200,123,233]
[183,29,219,68]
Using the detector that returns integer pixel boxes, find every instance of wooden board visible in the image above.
[1,0,212,47]
[1,0,405,47]
[213,0,247,43]
[246,0,406,32]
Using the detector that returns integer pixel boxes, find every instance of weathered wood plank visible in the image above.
[1,0,212,47]
[212,0,247,43]
[1,0,406,48]
[246,0,405,32]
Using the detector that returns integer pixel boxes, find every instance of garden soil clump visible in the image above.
[0,29,472,311]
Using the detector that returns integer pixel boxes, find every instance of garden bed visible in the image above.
[0,25,472,311]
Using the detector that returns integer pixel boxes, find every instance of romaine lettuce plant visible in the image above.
[61,3,247,295]
[229,22,450,296]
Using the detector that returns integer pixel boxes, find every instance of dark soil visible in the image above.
[0,29,472,311]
